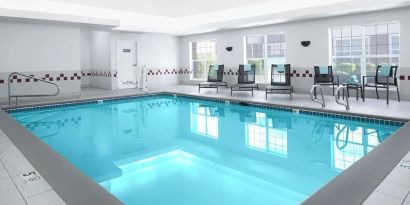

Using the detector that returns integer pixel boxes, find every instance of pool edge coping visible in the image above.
[1,91,409,205]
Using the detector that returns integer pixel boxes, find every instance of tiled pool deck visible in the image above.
[0,129,65,205]
[1,85,410,205]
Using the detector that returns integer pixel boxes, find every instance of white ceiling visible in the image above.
[49,0,278,17]
[0,0,410,35]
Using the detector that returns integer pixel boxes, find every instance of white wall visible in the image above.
[179,7,410,98]
[110,32,180,89]
[86,30,114,89]
[0,21,82,101]
[0,22,81,72]
[80,28,91,87]
[90,31,111,70]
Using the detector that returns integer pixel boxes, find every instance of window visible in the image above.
[190,40,217,80]
[364,23,400,76]
[245,33,286,83]
[330,22,400,83]
[246,112,288,157]
[190,103,218,139]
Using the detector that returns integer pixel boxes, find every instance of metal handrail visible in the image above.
[335,86,350,110]
[8,72,60,106]
[310,85,326,108]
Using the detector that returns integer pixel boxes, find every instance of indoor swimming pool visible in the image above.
[7,94,403,205]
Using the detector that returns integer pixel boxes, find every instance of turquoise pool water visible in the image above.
[9,95,401,205]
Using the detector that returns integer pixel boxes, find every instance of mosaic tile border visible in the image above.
[5,94,163,114]
[168,93,405,127]
[4,92,406,127]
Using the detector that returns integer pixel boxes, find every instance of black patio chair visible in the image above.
[231,64,258,96]
[266,64,293,99]
[198,64,227,93]
[313,66,339,98]
[363,65,400,105]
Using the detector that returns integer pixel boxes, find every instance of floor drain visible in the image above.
[20,170,42,184]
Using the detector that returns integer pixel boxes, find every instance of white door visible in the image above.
[117,41,138,89]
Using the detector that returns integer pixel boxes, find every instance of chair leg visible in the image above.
[252,89,254,97]
[265,90,268,100]
[361,87,364,101]
[356,87,359,101]
[387,84,389,105]
[231,87,233,96]
[397,86,400,102]
[375,86,379,99]
[314,87,317,99]
[332,84,335,96]
[198,86,201,93]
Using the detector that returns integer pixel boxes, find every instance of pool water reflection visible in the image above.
[10,96,400,205]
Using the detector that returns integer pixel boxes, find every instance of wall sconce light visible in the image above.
[301,41,311,47]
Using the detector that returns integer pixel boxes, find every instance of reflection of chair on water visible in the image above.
[230,109,256,123]
[199,104,225,117]
[266,113,292,129]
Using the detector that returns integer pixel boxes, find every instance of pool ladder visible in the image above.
[335,86,350,111]
[310,85,350,111]
[8,72,60,106]
[310,85,326,108]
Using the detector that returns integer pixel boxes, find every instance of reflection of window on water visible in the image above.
[246,112,288,157]
[190,103,218,139]
[333,124,380,171]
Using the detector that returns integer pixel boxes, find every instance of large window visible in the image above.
[330,22,400,83]
[245,33,286,83]
[190,40,217,80]
[190,103,219,139]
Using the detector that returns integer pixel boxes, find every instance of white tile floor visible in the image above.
[1,85,410,205]
[0,130,65,205]
[363,151,410,205]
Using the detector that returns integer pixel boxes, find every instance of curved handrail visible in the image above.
[335,86,350,110]
[310,85,326,108]
[8,72,60,106]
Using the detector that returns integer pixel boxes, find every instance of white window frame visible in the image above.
[329,22,400,81]
[245,112,288,158]
[244,33,286,84]
[190,103,219,139]
[189,39,217,81]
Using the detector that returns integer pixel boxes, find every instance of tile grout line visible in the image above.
[0,157,28,205]
[1,129,64,205]
[401,190,410,205]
